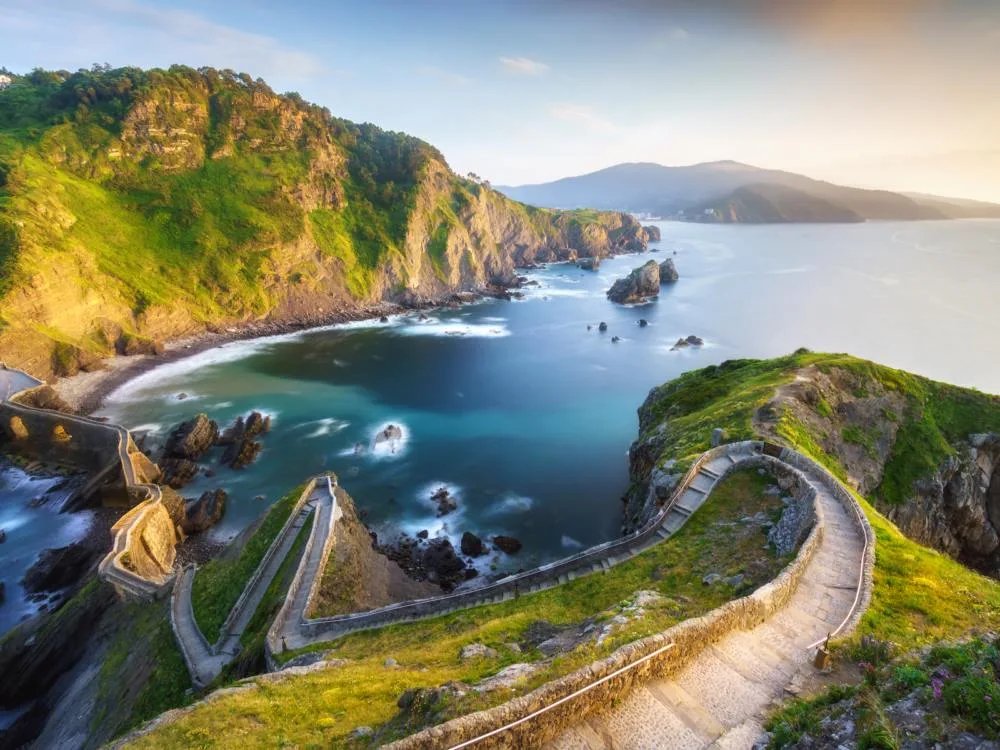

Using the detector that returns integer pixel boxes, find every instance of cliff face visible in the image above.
[0,67,649,378]
[753,364,1000,576]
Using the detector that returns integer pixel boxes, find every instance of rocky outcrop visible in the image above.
[606,261,660,304]
[22,542,98,594]
[577,257,600,271]
[182,489,227,534]
[658,258,679,283]
[670,335,704,350]
[164,415,218,461]
[644,225,661,242]
[493,535,523,555]
[460,531,484,557]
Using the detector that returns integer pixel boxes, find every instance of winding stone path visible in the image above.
[544,458,867,750]
[171,480,335,688]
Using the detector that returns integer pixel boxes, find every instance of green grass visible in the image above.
[129,468,792,748]
[767,636,1000,748]
[190,482,307,642]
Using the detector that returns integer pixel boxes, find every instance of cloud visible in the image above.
[500,56,550,75]
[549,103,621,134]
[417,65,470,86]
[668,26,690,40]
[3,0,327,80]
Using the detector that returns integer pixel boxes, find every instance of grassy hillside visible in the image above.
[694,183,864,223]
[122,352,1000,747]
[0,66,648,378]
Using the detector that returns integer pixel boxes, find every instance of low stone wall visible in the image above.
[296,442,764,644]
[386,456,825,749]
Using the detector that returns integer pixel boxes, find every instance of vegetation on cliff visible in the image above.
[0,65,648,378]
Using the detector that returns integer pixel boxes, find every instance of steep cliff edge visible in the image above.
[621,353,1000,578]
[0,66,649,378]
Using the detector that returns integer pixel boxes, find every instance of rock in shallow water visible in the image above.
[164,414,218,460]
[182,489,227,534]
[493,535,523,555]
[606,260,660,304]
[461,531,484,557]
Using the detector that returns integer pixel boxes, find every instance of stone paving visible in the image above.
[545,460,866,750]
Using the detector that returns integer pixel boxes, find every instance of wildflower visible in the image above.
[932,678,943,700]
[986,695,993,703]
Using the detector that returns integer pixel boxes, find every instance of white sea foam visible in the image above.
[488,493,533,515]
[299,418,349,438]
[210,401,234,409]
[397,321,510,338]
[561,535,584,550]
[369,421,410,458]
[129,422,165,435]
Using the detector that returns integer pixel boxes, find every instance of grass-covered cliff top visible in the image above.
[0,65,644,378]
[636,350,1000,506]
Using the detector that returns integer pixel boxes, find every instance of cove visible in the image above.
[94,219,1000,572]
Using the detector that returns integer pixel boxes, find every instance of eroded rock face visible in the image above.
[22,542,97,594]
[606,260,660,304]
[164,414,218,461]
[182,489,227,534]
[644,225,661,242]
[658,258,679,283]
[160,458,200,489]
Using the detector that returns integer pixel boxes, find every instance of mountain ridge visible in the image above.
[497,160,1000,222]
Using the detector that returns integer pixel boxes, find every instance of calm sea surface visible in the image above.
[76,219,1000,577]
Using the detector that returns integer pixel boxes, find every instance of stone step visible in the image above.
[700,466,721,480]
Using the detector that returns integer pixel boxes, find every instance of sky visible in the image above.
[2,0,999,201]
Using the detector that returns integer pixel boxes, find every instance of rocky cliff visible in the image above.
[621,353,1000,578]
[0,66,651,378]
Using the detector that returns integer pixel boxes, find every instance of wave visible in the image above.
[396,321,510,338]
[297,418,349,438]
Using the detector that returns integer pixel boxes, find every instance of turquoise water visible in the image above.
[95,219,1000,573]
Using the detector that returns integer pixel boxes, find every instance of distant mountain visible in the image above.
[497,161,1000,223]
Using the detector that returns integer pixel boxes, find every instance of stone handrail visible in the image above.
[386,451,843,749]
[278,441,762,649]
[0,365,171,599]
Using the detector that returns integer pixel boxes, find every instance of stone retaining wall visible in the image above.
[386,454,825,749]
[295,442,764,645]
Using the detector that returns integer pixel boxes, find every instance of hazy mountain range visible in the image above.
[497,161,1000,223]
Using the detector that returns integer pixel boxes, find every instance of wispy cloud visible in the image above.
[668,26,690,40]
[500,56,550,75]
[4,0,328,80]
[549,103,621,134]
[417,64,470,86]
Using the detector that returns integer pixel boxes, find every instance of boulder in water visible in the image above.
[606,261,660,304]
[461,531,485,557]
[637,319,648,328]
[422,539,468,590]
[658,258,679,283]
[431,487,457,516]
[160,458,200,489]
[598,322,608,332]
[182,489,227,534]
[493,535,523,555]
[164,414,218,460]
[577,257,600,271]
